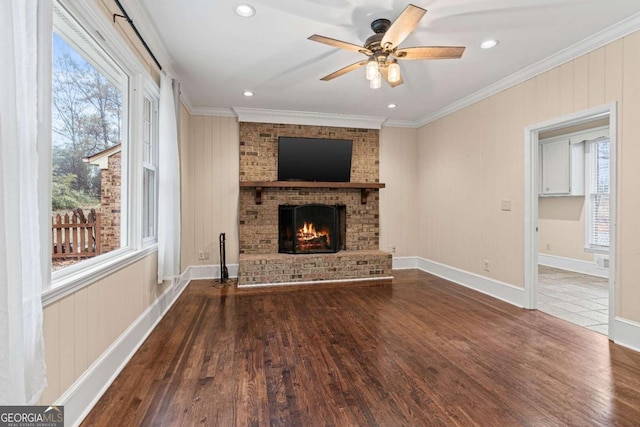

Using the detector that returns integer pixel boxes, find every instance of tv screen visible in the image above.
[278,137,353,182]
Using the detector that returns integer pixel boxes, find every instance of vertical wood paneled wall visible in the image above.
[417,32,640,322]
[180,114,239,268]
[40,253,160,404]
[379,127,419,257]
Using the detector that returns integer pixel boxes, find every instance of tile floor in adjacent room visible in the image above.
[537,265,609,335]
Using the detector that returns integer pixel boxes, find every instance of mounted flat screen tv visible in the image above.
[278,137,353,182]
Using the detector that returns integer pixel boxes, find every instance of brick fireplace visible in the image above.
[237,122,392,287]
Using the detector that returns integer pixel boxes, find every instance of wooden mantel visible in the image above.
[240,181,386,205]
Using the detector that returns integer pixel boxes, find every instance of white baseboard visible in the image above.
[613,317,640,352]
[538,254,608,278]
[189,263,239,280]
[392,256,418,270]
[416,257,526,308]
[58,268,192,427]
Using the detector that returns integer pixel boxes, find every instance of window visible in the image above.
[44,0,161,296]
[585,137,610,251]
[142,94,159,240]
[51,7,129,273]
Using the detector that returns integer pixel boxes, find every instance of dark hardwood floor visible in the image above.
[82,270,640,426]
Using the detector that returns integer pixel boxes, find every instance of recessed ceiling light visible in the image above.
[243,90,254,97]
[235,4,256,17]
[387,103,397,109]
[481,40,498,49]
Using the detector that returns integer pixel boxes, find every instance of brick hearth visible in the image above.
[239,250,391,286]
[237,122,392,287]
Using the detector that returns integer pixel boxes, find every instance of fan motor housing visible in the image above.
[370,18,391,34]
[366,19,392,53]
[365,33,385,52]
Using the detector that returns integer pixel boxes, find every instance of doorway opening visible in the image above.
[524,104,617,339]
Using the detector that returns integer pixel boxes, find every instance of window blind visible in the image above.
[587,137,610,248]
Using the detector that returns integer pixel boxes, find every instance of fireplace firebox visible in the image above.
[279,204,346,254]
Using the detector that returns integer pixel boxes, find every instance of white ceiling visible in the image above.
[133,0,640,124]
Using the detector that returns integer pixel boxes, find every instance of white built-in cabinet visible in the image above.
[539,137,585,196]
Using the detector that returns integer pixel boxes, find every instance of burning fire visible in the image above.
[297,222,331,245]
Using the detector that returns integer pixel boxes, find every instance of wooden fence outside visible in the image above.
[52,208,101,259]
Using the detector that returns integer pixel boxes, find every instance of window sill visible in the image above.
[142,236,158,247]
[42,244,158,307]
[584,246,609,255]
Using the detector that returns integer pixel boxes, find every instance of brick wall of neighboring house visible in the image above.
[100,152,121,253]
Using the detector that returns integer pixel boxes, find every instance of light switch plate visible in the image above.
[501,199,511,211]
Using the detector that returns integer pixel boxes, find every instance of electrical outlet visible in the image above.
[389,245,397,254]
[483,259,490,272]
[198,251,205,260]
[546,243,551,250]
[203,251,210,260]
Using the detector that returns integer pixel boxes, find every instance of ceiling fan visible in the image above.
[308,4,465,89]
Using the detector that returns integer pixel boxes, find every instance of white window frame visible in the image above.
[584,135,611,254]
[43,0,157,305]
[142,85,159,244]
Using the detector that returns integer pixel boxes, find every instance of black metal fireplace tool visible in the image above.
[219,232,229,284]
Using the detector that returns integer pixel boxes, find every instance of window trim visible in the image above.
[584,245,609,255]
[44,246,157,306]
[44,0,159,303]
[142,84,159,245]
[583,131,611,254]
[53,5,124,87]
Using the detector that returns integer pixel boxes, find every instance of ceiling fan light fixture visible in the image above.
[370,71,382,89]
[366,58,378,81]
[388,60,401,83]
[235,4,256,17]
[308,4,465,88]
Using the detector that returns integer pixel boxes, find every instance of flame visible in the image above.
[298,221,330,245]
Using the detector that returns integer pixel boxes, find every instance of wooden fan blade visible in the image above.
[320,60,368,81]
[309,35,372,55]
[381,4,426,50]
[395,46,465,60]
[380,66,403,88]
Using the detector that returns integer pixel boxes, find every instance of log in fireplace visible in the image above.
[279,204,346,254]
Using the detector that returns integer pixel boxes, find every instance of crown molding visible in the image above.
[382,119,421,128]
[190,107,237,117]
[413,12,640,129]
[232,107,387,129]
